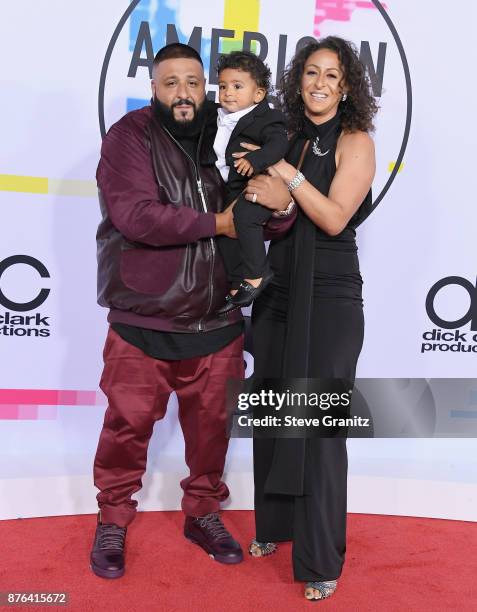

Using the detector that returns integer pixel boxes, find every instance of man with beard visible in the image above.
[90,43,296,579]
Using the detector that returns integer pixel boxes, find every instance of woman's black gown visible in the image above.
[252,112,371,582]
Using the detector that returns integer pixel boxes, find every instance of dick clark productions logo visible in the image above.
[0,255,51,338]
[422,276,477,354]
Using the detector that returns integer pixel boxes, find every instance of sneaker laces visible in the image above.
[98,524,126,550]
[197,513,231,542]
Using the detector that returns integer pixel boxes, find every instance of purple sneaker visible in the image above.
[90,514,127,579]
[184,512,243,564]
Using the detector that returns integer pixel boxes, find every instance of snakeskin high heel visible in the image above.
[248,539,278,557]
[304,579,337,601]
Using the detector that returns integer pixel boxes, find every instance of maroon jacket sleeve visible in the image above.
[96,122,216,246]
[263,204,297,241]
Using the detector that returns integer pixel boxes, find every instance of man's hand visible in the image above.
[215,203,237,238]
[234,157,254,177]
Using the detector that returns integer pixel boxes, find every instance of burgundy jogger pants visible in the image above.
[93,327,244,527]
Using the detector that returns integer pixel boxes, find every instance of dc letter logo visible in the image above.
[0,256,51,312]
[425,276,477,331]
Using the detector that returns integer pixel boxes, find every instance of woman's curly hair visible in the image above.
[279,36,378,134]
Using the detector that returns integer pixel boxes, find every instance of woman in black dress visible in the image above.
[238,37,378,601]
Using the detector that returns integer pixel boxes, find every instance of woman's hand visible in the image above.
[243,174,291,212]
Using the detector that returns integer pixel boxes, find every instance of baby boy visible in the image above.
[214,51,289,314]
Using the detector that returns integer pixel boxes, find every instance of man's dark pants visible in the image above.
[93,327,244,527]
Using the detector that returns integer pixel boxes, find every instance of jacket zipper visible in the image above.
[162,125,216,332]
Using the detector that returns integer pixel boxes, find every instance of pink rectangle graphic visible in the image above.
[0,389,60,405]
[17,405,39,419]
[0,405,20,419]
[0,389,101,406]
[73,390,99,405]
[0,389,106,419]
[314,0,386,36]
[0,404,58,420]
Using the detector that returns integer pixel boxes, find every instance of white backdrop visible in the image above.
[0,0,476,522]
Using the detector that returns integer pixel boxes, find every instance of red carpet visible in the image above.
[0,511,475,611]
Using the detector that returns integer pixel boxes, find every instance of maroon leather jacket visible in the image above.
[96,104,296,333]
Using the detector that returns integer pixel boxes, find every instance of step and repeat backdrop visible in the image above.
[1,0,476,521]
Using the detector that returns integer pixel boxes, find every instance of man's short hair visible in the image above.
[153,43,203,67]
[217,51,271,90]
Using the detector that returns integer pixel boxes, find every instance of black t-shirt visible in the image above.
[111,321,243,360]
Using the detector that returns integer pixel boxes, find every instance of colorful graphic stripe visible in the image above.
[222,0,261,53]
[451,410,477,419]
[3,387,477,422]
[388,161,404,173]
[313,0,386,37]
[0,389,106,420]
[0,405,59,420]
[0,175,97,197]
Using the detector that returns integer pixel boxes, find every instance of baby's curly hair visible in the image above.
[217,51,271,90]
[280,36,378,133]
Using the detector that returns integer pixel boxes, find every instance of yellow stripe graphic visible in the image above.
[223,0,261,53]
[0,174,48,194]
[0,175,96,197]
[388,162,404,173]
[48,179,97,197]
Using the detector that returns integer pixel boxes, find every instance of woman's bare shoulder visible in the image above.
[335,130,375,170]
[337,130,375,154]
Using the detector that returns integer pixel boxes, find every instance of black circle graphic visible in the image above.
[98,0,412,215]
[0,255,51,312]
[425,276,476,330]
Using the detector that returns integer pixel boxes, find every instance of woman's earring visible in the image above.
[341,93,347,102]
[297,88,301,95]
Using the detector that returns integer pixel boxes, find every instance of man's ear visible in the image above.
[151,80,156,98]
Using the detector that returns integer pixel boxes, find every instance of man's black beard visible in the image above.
[152,95,206,139]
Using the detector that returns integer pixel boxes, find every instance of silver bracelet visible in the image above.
[287,170,305,192]
[272,199,295,217]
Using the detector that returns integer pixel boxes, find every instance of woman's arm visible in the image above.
[265,131,375,236]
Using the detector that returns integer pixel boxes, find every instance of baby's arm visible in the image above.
[244,111,289,173]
